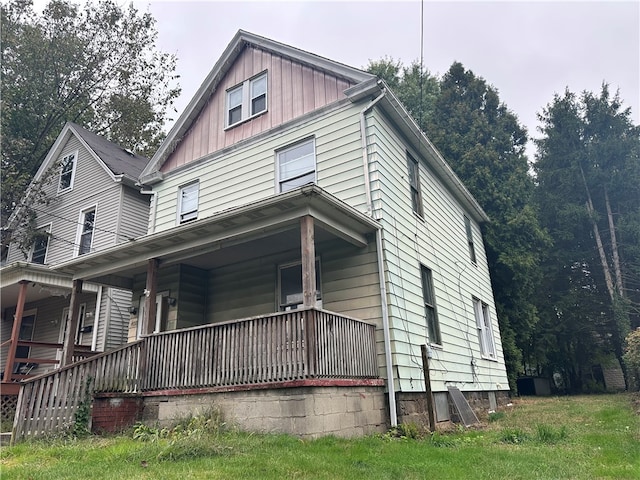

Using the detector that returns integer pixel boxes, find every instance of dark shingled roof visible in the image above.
[69,122,150,180]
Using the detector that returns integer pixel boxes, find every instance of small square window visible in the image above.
[226,72,267,127]
[178,182,199,224]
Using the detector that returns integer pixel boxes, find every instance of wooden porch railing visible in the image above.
[12,308,377,442]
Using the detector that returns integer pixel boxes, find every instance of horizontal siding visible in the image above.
[153,103,368,233]
[6,135,145,265]
[102,287,132,350]
[368,109,508,392]
[162,46,358,172]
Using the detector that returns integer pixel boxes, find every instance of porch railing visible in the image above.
[12,308,378,442]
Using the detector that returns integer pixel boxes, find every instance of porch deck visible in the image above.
[11,308,379,442]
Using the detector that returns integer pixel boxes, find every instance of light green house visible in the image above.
[44,30,510,438]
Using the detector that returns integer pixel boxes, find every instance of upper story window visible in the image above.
[31,225,51,264]
[77,207,96,256]
[421,265,441,345]
[464,215,477,264]
[474,298,496,359]
[58,152,77,193]
[277,138,316,192]
[178,182,199,224]
[226,72,268,127]
[407,153,423,217]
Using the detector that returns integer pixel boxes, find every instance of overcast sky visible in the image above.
[134,1,639,160]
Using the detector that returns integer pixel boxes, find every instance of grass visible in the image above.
[1,394,639,479]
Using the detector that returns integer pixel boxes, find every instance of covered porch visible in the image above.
[11,186,391,440]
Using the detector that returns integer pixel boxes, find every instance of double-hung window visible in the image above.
[78,208,96,256]
[421,265,441,345]
[464,215,477,264]
[474,298,496,359]
[407,153,423,217]
[58,152,77,193]
[31,225,51,264]
[278,259,322,311]
[178,182,199,224]
[226,72,267,127]
[277,139,316,192]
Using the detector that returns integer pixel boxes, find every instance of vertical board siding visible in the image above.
[367,109,508,392]
[161,46,359,172]
[153,104,367,233]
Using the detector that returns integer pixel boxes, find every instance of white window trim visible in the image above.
[474,298,497,360]
[177,181,199,224]
[225,71,268,128]
[30,223,52,264]
[275,137,317,193]
[57,150,78,194]
[75,206,97,257]
[407,153,424,218]
[277,258,322,311]
[464,215,477,265]
[421,264,441,346]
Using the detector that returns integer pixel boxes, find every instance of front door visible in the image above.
[137,293,166,337]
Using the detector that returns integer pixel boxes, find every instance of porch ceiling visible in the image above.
[53,186,380,287]
[0,262,98,312]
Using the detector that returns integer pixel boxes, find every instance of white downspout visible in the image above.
[360,86,397,426]
[91,285,103,351]
[376,228,397,426]
[360,87,386,215]
[140,189,158,234]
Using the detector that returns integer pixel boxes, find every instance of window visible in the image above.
[420,265,441,345]
[178,182,199,224]
[407,153,423,217]
[277,139,316,192]
[474,298,496,359]
[30,225,51,264]
[464,215,477,264]
[77,208,96,255]
[226,72,267,127]
[58,152,77,193]
[278,260,321,311]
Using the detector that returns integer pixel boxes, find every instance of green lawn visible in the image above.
[1,394,638,479]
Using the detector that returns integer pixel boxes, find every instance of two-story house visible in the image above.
[1,122,150,398]
[13,31,510,440]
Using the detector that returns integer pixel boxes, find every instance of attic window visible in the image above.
[226,71,267,127]
[58,151,77,193]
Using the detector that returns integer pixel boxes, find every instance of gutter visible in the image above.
[359,85,398,426]
[139,189,158,234]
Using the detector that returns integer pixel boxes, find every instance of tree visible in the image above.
[425,62,549,390]
[1,0,180,231]
[534,85,640,390]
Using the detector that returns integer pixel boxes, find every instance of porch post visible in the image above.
[3,281,28,382]
[300,216,316,307]
[300,216,317,377]
[61,279,83,367]
[142,258,159,336]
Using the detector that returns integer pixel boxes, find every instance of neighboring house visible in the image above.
[14,31,510,440]
[1,123,150,395]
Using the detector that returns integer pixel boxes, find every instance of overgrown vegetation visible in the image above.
[1,394,638,479]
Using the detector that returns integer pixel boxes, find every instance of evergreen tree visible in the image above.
[534,85,640,390]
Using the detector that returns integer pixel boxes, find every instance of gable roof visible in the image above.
[6,122,150,227]
[68,122,149,179]
[141,29,376,179]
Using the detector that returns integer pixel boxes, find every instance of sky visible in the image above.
[38,0,640,161]
[131,0,639,162]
